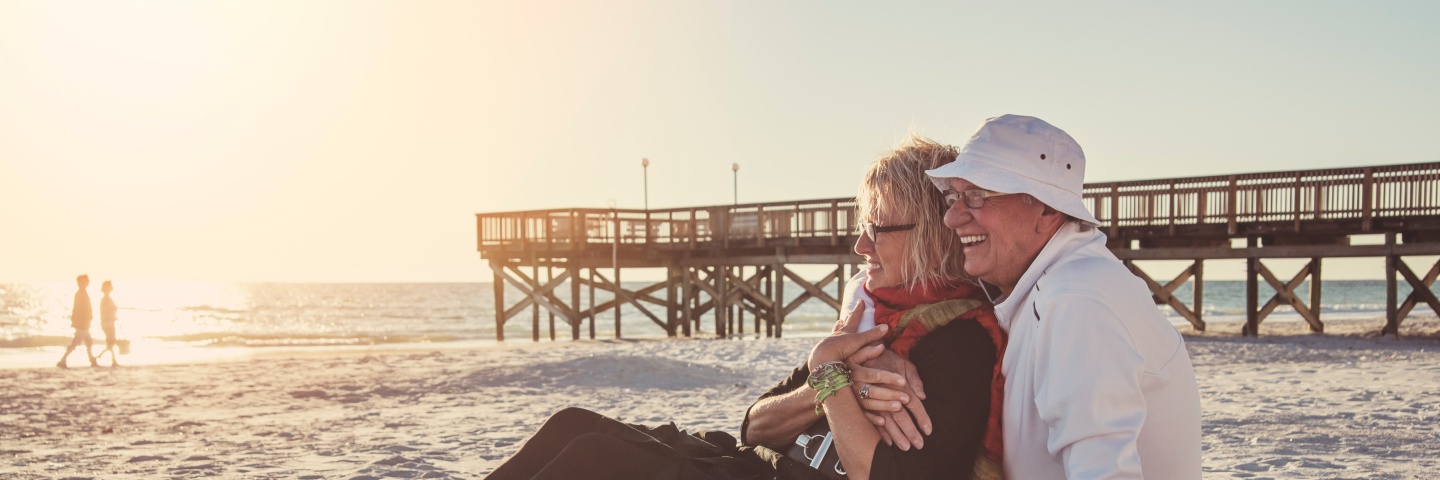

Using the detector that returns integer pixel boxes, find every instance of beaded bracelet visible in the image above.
[807,361,853,415]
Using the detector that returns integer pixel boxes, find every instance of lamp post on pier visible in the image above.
[641,158,650,211]
[731,163,739,205]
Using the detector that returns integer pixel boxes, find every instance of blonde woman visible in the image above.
[743,135,1005,480]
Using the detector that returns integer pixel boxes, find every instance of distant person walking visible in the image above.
[93,280,121,367]
[57,274,99,368]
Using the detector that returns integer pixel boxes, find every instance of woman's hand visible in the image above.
[805,324,889,375]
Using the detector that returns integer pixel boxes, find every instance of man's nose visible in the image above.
[943,203,971,229]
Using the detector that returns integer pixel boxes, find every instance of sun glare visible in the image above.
[1,280,259,368]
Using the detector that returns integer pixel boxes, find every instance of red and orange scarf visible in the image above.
[866,281,1006,476]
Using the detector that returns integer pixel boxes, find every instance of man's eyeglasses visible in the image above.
[943,189,1012,209]
[859,222,916,243]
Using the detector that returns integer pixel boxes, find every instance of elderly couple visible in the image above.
[485,116,1203,480]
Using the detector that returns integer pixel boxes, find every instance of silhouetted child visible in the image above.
[94,280,121,367]
[57,274,99,368]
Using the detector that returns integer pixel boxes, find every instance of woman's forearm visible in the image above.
[797,326,890,479]
[822,385,881,480]
[743,386,822,448]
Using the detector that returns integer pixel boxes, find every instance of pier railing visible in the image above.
[479,161,1440,252]
[477,198,859,252]
[1082,162,1440,236]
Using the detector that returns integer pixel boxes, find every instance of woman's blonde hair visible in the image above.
[855,134,971,289]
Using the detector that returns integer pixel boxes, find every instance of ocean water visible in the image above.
[1,279,1431,368]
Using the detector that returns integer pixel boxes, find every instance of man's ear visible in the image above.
[1033,205,1066,234]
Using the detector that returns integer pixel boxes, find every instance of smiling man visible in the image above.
[926,115,1201,479]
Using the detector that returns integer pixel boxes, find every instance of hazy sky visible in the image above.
[2,1,1438,282]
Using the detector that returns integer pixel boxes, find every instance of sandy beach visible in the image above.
[3,317,1438,479]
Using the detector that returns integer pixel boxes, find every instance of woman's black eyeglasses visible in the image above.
[860,222,916,242]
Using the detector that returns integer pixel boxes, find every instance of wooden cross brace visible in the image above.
[677,265,847,336]
[677,266,736,336]
[1254,259,1322,333]
[1125,260,1206,331]
[683,266,722,313]
[722,266,775,313]
[585,270,671,333]
[1393,257,1440,333]
[496,265,577,325]
[572,275,674,314]
[781,266,842,317]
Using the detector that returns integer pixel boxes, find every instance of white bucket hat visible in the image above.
[926,115,1100,227]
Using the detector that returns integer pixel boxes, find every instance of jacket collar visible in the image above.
[989,221,1105,331]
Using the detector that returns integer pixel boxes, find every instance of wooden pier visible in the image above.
[478,161,1440,340]
[477,199,862,341]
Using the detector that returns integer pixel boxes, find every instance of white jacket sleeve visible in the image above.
[839,270,875,332]
[1033,294,1147,479]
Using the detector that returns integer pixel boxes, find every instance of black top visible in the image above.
[741,319,996,480]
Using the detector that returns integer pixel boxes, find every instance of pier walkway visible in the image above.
[477,161,1440,340]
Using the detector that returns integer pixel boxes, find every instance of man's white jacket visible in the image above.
[992,222,1202,479]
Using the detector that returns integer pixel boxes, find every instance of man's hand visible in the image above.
[831,296,932,450]
[847,348,931,450]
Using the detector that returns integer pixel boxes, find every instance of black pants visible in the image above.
[484,408,769,480]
